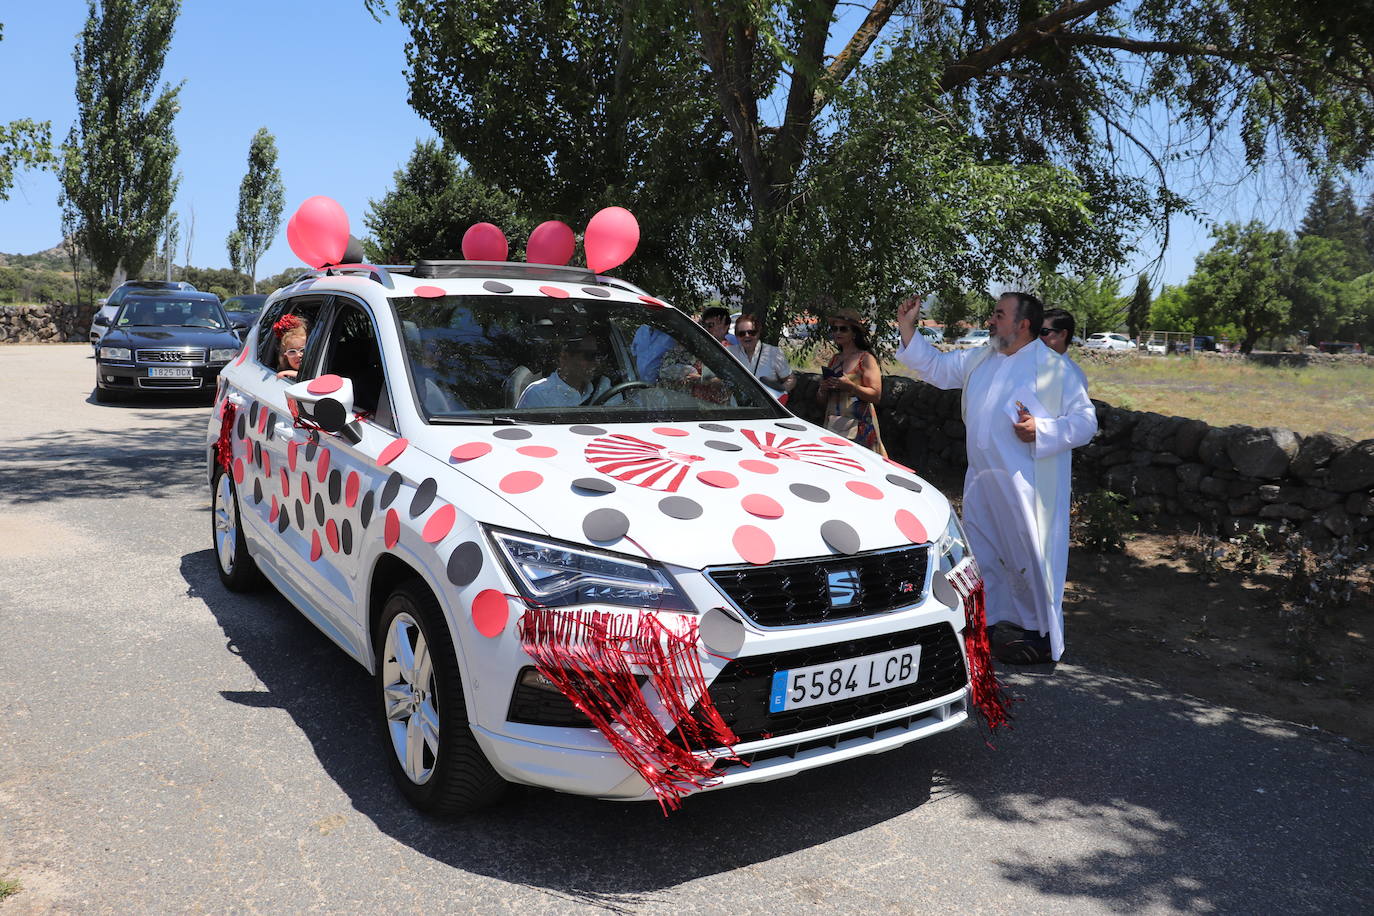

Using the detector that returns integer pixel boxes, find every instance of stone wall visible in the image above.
[792,372,1374,546]
[0,303,99,343]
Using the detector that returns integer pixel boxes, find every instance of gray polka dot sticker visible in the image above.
[572,477,616,495]
[581,286,611,298]
[252,479,263,505]
[314,398,347,432]
[294,500,305,530]
[482,280,513,293]
[570,425,607,436]
[790,483,830,503]
[341,519,354,555]
[310,494,323,525]
[932,574,959,609]
[410,477,438,517]
[493,428,533,440]
[706,440,742,452]
[304,437,318,461]
[265,414,276,441]
[776,422,807,431]
[700,423,734,433]
[583,507,630,542]
[886,473,922,493]
[277,510,290,533]
[328,469,342,504]
[235,413,246,440]
[253,441,263,467]
[820,519,861,554]
[379,471,403,509]
[658,496,703,520]
[249,401,259,426]
[359,490,375,528]
[447,541,484,587]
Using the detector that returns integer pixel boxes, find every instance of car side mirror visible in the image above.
[231,321,248,332]
[93,315,110,327]
[285,375,362,442]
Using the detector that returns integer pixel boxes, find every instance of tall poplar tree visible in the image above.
[1127,274,1152,342]
[60,0,182,290]
[226,127,285,293]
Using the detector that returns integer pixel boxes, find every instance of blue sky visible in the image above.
[0,3,1319,289]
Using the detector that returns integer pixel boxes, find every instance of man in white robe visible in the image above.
[896,292,1098,663]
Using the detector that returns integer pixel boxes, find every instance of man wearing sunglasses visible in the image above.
[516,337,617,408]
[1039,307,1087,390]
[896,292,1097,665]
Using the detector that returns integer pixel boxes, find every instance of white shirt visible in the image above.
[516,371,613,408]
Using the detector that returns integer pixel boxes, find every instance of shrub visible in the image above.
[1072,489,1135,552]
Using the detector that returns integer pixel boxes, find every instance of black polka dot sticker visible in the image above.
[380,471,403,509]
[581,286,611,298]
[359,490,375,528]
[341,519,354,555]
[886,473,922,493]
[265,414,276,441]
[235,414,246,440]
[410,477,438,517]
[776,422,807,431]
[253,441,263,467]
[249,402,260,427]
[294,500,305,530]
[570,425,606,436]
[314,494,325,526]
[482,280,513,293]
[658,496,703,520]
[706,440,742,452]
[493,428,533,440]
[252,479,263,505]
[314,398,347,432]
[304,437,318,461]
[700,423,734,433]
[572,477,616,495]
[820,519,861,555]
[447,541,484,587]
[277,510,290,534]
[328,469,342,504]
[790,483,830,503]
[583,507,630,542]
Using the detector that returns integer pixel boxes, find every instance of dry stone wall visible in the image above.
[0,303,99,343]
[791,372,1373,547]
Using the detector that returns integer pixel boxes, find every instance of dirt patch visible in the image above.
[1064,530,1374,746]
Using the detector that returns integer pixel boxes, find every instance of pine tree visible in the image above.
[226,127,284,293]
[1298,177,1371,278]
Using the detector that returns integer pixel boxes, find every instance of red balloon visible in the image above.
[525,220,575,265]
[286,214,324,269]
[462,223,509,261]
[584,207,639,273]
[293,196,349,267]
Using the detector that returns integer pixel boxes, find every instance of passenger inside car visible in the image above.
[517,337,616,408]
[275,316,309,380]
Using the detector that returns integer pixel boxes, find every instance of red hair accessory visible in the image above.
[273,314,305,338]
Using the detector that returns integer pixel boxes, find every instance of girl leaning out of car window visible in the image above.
[275,315,309,380]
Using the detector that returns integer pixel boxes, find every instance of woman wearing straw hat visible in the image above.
[816,308,886,454]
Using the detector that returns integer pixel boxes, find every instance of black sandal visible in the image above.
[995,637,1053,665]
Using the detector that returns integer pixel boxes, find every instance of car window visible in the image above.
[255,295,328,371]
[391,294,784,424]
[317,299,392,427]
[115,297,227,329]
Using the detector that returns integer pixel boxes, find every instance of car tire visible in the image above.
[212,467,265,592]
[375,580,508,816]
[94,384,121,404]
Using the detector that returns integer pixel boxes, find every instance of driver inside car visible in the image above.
[516,336,623,408]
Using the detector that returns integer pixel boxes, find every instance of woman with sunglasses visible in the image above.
[274,314,309,380]
[733,314,795,400]
[816,308,886,454]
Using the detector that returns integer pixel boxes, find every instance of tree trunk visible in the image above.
[109,263,128,295]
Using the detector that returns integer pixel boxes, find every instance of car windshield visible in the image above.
[392,294,788,424]
[116,298,227,329]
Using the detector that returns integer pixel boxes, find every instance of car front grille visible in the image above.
[677,622,966,749]
[136,348,206,364]
[137,377,203,389]
[707,544,929,627]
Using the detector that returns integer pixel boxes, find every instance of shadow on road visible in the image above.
[180,548,1374,912]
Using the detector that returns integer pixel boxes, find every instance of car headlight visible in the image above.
[100,346,132,361]
[209,347,239,363]
[935,511,969,568]
[487,528,693,612]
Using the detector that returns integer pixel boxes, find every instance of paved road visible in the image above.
[2,344,1371,915]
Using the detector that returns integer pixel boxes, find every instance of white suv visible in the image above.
[207,260,974,814]
[1084,332,1133,351]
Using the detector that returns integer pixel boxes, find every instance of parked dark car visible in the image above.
[94,291,244,402]
[222,293,268,327]
[89,279,199,347]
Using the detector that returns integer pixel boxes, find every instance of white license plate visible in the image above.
[769,645,922,713]
[149,367,193,378]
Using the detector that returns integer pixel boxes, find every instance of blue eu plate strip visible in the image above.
[769,669,789,713]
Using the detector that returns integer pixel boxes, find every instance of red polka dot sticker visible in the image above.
[820,436,855,447]
[269,496,279,522]
[257,408,269,434]
[377,438,409,466]
[741,494,784,519]
[885,457,915,473]
[316,447,331,482]
[306,374,343,396]
[280,468,290,497]
[697,470,739,489]
[345,471,360,507]
[516,445,558,458]
[261,451,271,477]
[471,589,510,638]
[232,458,245,485]
[301,472,312,503]
[538,285,570,299]
[739,459,778,475]
[638,295,667,308]
[846,480,884,500]
[326,518,340,552]
[287,440,299,471]
[415,285,445,298]
[652,427,690,437]
[451,442,492,462]
[384,509,401,548]
[895,509,928,544]
[310,530,323,562]
[733,525,776,565]
[499,470,543,494]
[422,504,457,543]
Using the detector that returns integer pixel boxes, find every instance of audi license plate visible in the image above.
[769,645,922,713]
[149,367,192,378]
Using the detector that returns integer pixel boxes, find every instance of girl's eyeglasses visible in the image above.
[283,347,305,357]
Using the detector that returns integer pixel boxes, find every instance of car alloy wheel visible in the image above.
[381,611,441,785]
[212,468,264,592]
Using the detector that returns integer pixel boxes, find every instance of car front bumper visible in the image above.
[96,360,227,393]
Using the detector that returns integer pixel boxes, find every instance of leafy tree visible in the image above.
[59,0,182,290]
[258,266,308,293]
[364,139,530,264]
[1298,175,1371,277]
[1186,221,1291,354]
[1040,272,1126,339]
[1127,274,1152,341]
[1149,284,1195,334]
[1344,271,1374,347]
[1284,234,1354,343]
[226,128,285,293]
[370,0,1374,333]
[181,265,251,296]
[929,289,994,338]
[0,23,57,200]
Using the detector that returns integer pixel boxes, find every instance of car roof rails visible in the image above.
[410,260,598,284]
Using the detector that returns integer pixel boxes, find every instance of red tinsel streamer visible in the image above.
[949,560,1012,733]
[518,608,740,814]
[215,403,236,474]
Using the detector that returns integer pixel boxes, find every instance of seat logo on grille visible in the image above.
[827,568,861,607]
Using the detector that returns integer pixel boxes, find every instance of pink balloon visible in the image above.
[286,214,324,269]
[462,223,509,261]
[584,207,639,274]
[294,196,349,267]
[525,220,575,266]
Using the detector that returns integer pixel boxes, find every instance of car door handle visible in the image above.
[226,390,247,407]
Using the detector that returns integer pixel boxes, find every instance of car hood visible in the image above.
[416,418,950,570]
[103,327,241,347]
